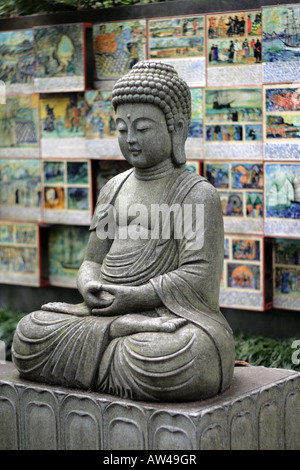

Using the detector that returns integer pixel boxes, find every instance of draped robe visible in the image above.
[12,167,235,402]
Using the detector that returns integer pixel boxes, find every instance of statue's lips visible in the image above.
[129,148,141,157]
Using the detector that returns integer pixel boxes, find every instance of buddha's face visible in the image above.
[116,103,172,169]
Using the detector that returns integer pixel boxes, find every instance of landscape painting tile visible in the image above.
[264,162,300,236]
[149,15,204,59]
[204,87,263,159]
[148,15,205,86]
[0,94,40,158]
[34,23,85,91]
[186,87,203,158]
[0,29,34,93]
[264,84,300,160]
[263,4,300,83]
[0,159,41,221]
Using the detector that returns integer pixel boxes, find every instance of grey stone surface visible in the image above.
[0,363,299,450]
[12,61,235,402]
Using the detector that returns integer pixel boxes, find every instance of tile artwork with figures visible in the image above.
[0,221,40,286]
[204,161,263,234]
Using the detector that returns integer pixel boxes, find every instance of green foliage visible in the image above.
[0,0,171,18]
[234,333,300,372]
[0,309,26,360]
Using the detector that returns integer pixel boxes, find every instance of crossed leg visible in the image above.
[109,313,187,339]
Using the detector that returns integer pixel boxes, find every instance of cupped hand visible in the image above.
[91,284,136,316]
[83,281,115,310]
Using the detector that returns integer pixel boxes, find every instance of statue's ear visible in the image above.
[171,115,188,165]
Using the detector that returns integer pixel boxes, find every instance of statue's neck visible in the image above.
[134,159,175,181]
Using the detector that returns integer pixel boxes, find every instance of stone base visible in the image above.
[0,363,299,450]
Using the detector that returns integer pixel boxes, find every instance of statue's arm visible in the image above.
[77,230,163,314]
[77,230,113,308]
[149,180,224,315]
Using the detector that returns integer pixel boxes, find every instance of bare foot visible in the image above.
[41,301,90,317]
[110,315,187,339]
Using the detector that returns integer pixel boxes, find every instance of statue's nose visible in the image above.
[126,128,137,144]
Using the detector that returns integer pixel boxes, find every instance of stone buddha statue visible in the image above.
[12,61,235,402]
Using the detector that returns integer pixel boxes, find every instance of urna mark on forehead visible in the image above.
[112,60,192,133]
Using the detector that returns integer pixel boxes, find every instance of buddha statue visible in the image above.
[12,61,235,402]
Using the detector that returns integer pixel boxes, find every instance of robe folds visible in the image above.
[12,166,235,402]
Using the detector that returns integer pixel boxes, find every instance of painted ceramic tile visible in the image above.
[265,162,300,236]
[34,24,85,92]
[43,161,65,185]
[262,4,300,83]
[273,238,300,310]
[40,93,86,158]
[231,163,263,189]
[264,84,300,160]
[0,223,14,244]
[0,221,40,286]
[204,87,263,159]
[0,159,41,222]
[67,161,89,185]
[85,90,120,158]
[93,20,146,90]
[148,15,205,86]
[0,29,34,93]
[15,223,37,245]
[219,234,264,310]
[94,160,132,198]
[207,11,262,85]
[149,16,204,59]
[232,238,260,261]
[186,87,203,158]
[227,262,261,290]
[205,162,229,188]
[48,225,89,287]
[0,94,40,158]
[245,191,263,218]
[219,191,244,217]
[204,161,264,234]
[42,159,91,225]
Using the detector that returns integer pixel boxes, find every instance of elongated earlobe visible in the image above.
[171,116,188,165]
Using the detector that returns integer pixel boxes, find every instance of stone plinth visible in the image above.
[0,363,299,450]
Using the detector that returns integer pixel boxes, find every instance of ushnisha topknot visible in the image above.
[111,60,191,133]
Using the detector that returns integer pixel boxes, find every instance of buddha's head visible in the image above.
[112,61,191,167]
